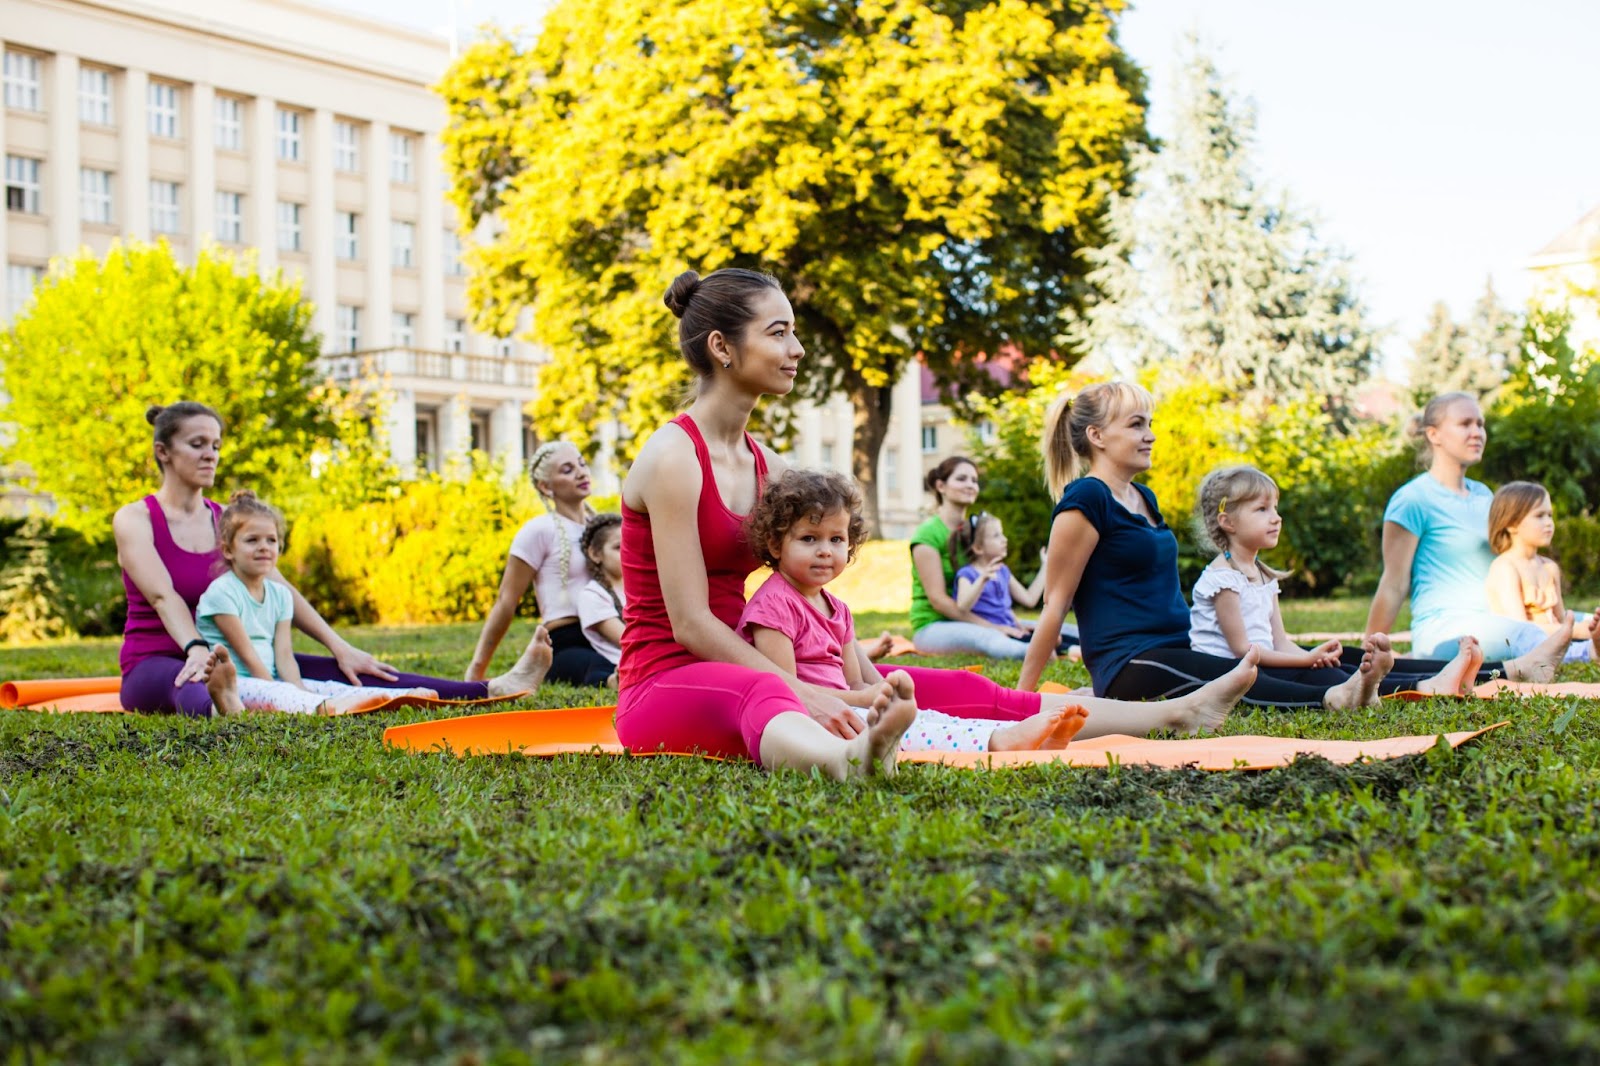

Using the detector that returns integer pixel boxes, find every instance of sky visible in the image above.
[334,0,1600,378]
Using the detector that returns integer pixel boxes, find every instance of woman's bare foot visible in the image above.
[988,704,1090,751]
[843,670,917,778]
[1413,635,1482,697]
[1506,612,1575,683]
[1325,638,1389,709]
[202,647,244,717]
[1165,646,1258,734]
[488,625,553,697]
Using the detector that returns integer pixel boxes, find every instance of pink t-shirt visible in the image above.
[737,572,856,691]
[507,513,589,622]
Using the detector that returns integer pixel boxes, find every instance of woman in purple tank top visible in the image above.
[115,402,553,715]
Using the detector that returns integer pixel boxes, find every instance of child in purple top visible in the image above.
[738,470,1088,754]
[951,513,1076,655]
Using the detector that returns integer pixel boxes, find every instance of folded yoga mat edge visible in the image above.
[1,677,123,709]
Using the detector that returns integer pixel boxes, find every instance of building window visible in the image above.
[335,305,361,352]
[389,132,413,183]
[80,168,113,224]
[470,411,491,453]
[276,200,303,252]
[214,96,243,151]
[444,229,466,276]
[79,67,113,125]
[392,311,415,347]
[493,337,513,358]
[147,82,180,139]
[820,441,834,467]
[445,317,466,353]
[920,424,937,454]
[415,408,438,473]
[333,121,360,172]
[150,180,180,234]
[390,220,414,268]
[976,419,997,444]
[6,262,46,320]
[215,191,243,243]
[335,210,359,260]
[3,51,42,112]
[276,108,303,162]
[5,156,41,214]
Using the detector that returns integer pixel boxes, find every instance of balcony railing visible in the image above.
[320,347,539,389]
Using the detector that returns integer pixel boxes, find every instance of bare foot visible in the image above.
[1164,646,1257,734]
[1506,612,1574,683]
[1324,638,1387,709]
[862,632,896,661]
[989,703,1090,751]
[1414,635,1482,697]
[202,647,244,717]
[843,670,916,778]
[488,625,553,697]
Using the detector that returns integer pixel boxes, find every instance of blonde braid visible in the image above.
[528,440,584,615]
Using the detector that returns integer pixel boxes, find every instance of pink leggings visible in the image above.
[615,662,1042,766]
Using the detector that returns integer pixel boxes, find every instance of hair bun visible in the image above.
[228,489,257,505]
[663,270,701,319]
[145,404,165,426]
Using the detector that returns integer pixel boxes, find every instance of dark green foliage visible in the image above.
[4,623,1600,1060]
[0,519,125,637]
[0,517,72,641]
[1482,303,1600,517]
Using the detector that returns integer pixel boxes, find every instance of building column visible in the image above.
[794,404,821,467]
[50,52,81,253]
[592,417,620,496]
[895,358,923,517]
[439,393,470,461]
[120,66,149,241]
[388,387,417,476]
[250,94,277,273]
[0,92,9,317]
[417,127,444,350]
[189,81,215,247]
[491,398,521,479]
[364,119,392,348]
[833,399,854,474]
[308,108,336,345]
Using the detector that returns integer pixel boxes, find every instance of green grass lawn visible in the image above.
[4,620,1600,1061]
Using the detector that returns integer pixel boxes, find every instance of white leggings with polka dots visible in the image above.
[899,709,1000,753]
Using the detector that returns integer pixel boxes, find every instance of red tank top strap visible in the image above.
[144,494,222,551]
[670,413,768,502]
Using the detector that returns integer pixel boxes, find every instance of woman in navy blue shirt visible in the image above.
[1020,382,1397,709]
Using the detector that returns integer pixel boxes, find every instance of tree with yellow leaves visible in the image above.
[438,0,1147,530]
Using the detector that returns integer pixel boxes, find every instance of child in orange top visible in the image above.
[1485,481,1600,662]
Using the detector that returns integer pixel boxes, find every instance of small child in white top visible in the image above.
[196,491,436,715]
[1485,481,1600,662]
[576,513,625,687]
[1188,466,1343,669]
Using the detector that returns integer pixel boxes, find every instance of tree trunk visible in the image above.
[847,377,895,538]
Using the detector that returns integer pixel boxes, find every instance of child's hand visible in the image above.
[1308,639,1342,668]
[977,559,1003,582]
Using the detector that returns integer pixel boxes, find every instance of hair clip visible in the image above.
[1218,497,1228,515]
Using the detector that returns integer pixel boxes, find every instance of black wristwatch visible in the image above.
[183,638,211,655]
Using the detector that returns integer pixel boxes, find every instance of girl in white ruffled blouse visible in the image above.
[1188,464,1485,696]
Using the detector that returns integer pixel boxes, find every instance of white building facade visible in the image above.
[2,0,948,529]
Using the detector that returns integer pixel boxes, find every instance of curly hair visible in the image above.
[744,469,869,570]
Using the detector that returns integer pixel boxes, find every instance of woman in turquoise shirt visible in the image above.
[1366,391,1571,678]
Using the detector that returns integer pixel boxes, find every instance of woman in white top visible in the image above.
[467,440,613,687]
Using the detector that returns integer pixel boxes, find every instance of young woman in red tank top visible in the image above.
[616,270,1263,777]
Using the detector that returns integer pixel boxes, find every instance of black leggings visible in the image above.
[547,621,615,687]
[1102,644,1504,709]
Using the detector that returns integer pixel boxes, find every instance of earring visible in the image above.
[722,361,731,369]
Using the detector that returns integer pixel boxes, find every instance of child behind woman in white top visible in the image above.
[576,513,625,687]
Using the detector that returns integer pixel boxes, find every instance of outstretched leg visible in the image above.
[1505,613,1575,683]
[988,703,1090,751]
[203,647,243,717]
[1068,648,1259,738]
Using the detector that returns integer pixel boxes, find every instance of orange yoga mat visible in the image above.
[1,677,122,709]
[382,704,1507,770]
[1,676,530,716]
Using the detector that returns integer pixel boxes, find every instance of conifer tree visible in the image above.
[0,518,72,642]
[1074,44,1376,410]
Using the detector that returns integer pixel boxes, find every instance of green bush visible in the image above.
[0,518,124,639]
[1551,511,1600,600]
